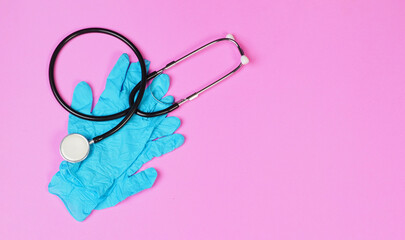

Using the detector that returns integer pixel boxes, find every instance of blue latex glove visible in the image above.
[49,54,184,221]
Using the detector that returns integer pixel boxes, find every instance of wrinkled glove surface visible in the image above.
[49,54,184,221]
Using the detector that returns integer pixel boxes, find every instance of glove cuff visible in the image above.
[48,170,100,222]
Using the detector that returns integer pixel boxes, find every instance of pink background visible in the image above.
[0,0,404,239]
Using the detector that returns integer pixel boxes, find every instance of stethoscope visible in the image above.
[49,28,249,163]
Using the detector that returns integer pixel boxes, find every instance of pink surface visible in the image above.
[0,0,404,239]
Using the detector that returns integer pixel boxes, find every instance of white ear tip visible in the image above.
[226,34,235,40]
[241,55,249,65]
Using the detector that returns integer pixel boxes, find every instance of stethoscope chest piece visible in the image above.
[60,134,90,163]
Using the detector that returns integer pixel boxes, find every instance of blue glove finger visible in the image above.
[94,167,157,210]
[139,74,171,112]
[156,95,174,109]
[92,54,130,115]
[149,74,170,99]
[160,95,174,104]
[104,53,130,99]
[71,81,93,114]
[149,116,181,140]
[122,60,150,95]
[144,134,184,160]
[126,133,185,176]
[68,81,95,136]
[148,95,174,113]
[49,169,97,222]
